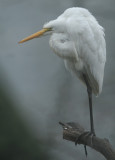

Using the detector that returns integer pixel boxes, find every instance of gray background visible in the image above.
[0,0,115,159]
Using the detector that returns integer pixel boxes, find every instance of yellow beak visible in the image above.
[19,28,51,44]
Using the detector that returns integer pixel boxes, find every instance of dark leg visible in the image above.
[87,87,95,135]
[75,74,96,156]
[83,74,95,135]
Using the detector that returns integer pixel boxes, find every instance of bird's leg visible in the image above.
[83,74,95,136]
[87,85,95,136]
[75,74,96,156]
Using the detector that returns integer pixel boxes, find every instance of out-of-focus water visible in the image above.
[0,0,115,159]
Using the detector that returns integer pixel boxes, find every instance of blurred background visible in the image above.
[0,0,115,159]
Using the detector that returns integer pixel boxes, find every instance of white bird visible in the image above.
[19,7,106,137]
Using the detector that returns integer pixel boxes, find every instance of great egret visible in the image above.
[19,7,106,138]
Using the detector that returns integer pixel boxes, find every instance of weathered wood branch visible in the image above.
[59,122,115,160]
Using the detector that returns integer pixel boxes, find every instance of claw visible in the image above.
[75,131,96,157]
[75,131,89,145]
[84,145,88,157]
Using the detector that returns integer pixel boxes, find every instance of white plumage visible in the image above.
[19,7,106,95]
[44,7,106,96]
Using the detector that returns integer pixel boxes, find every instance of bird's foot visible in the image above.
[75,131,96,145]
[75,131,96,157]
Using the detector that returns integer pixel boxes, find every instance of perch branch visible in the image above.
[59,122,115,160]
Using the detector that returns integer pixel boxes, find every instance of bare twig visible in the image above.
[59,122,115,160]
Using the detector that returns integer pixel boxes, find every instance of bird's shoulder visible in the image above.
[65,13,106,64]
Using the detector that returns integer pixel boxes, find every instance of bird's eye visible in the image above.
[48,28,53,31]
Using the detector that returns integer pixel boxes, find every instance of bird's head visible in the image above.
[18,7,91,44]
[18,17,65,44]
